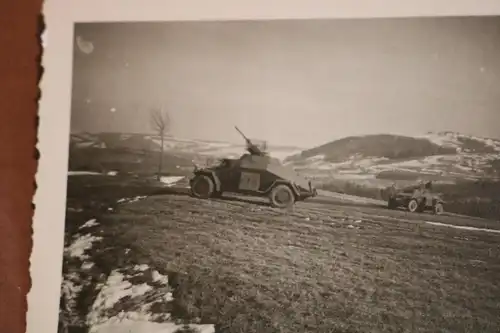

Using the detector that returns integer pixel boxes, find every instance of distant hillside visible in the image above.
[69,132,304,161]
[290,134,457,162]
[285,131,500,185]
[68,131,305,177]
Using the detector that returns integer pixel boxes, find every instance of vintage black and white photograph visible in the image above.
[58,16,500,333]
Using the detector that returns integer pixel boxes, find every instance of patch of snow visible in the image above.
[90,319,215,333]
[331,173,376,180]
[468,135,500,152]
[306,154,326,162]
[204,142,235,149]
[79,219,99,230]
[160,176,185,186]
[86,264,215,333]
[65,233,103,260]
[455,164,474,172]
[134,264,149,272]
[68,171,103,176]
[87,271,153,326]
[107,171,118,176]
[61,229,103,323]
[61,272,83,300]
[151,270,169,285]
[129,196,146,203]
[82,261,95,270]
[164,292,174,302]
[74,142,103,148]
[419,132,462,149]
[421,132,500,153]
[385,159,426,168]
[60,272,84,316]
[425,221,500,234]
[117,196,147,204]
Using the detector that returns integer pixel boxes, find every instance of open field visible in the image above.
[60,175,500,333]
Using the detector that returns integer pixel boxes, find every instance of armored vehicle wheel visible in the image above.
[269,184,295,208]
[407,199,419,213]
[433,203,444,215]
[387,198,397,209]
[191,175,214,199]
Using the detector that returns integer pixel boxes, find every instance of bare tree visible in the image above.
[150,106,171,180]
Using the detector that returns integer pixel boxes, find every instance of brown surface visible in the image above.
[0,1,42,333]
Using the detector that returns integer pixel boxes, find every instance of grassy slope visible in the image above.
[99,195,500,333]
[63,174,500,333]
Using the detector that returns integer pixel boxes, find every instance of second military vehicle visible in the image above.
[189,126,317,208]
[386,181,445,215]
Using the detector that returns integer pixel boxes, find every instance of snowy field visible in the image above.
[62,204,215,333]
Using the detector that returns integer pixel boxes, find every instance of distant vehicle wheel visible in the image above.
[190,175,214,199]
[269,184,295,208]
[407,199,419,213]
[387,198,397,209]
[434,202,444,215]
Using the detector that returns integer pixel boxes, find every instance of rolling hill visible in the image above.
[284,131,500,186]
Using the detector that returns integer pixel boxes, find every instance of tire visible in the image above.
[190,175,215,199]
[407,199,419,213]
[434,202,444,215]
[387,198,397,209]
[416,203,425,213]
[269,184,296,208]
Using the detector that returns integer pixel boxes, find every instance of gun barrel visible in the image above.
[235,126,249,141]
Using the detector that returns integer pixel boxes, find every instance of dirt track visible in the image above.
[94,188,500,333]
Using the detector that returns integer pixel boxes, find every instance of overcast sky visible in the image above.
[70,16,500,147]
